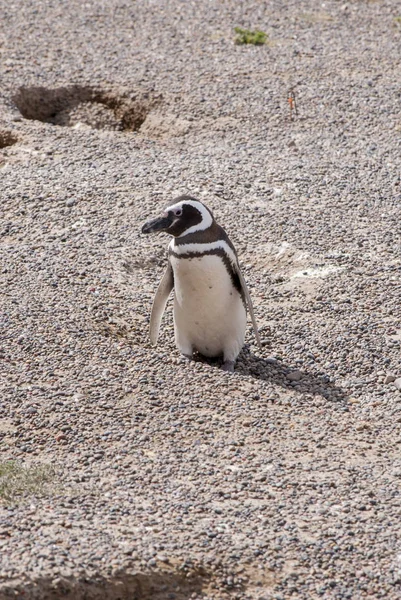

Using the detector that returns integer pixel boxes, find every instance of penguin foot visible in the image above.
[182,353,194,362]
[222,360,235,373]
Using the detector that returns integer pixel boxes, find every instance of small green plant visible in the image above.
[0,460,55,503]
[234,27,268,46]
[394,16,401,26]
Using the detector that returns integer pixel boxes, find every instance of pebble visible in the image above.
[286,370,302,382]
[157,554,169,563]
[393,379,401,391]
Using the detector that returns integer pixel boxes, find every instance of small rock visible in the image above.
[287,370,302,382]
[393,378,401,391]
[157,554,169,563]
[355,422,369,431]
[66,199,76,207]
[384,374,396,384]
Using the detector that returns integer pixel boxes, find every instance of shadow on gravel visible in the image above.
[192,351,347,402]
[236,350,348,402]
[1,567,211,600]
[0,129,18,148]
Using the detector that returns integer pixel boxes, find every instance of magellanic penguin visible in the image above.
[141,196,261,372]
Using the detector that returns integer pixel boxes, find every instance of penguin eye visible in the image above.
[174,208,183,217]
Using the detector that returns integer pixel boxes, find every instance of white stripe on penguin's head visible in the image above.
[165,199,213,237]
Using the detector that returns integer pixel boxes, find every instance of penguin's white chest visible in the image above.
[170,253,246,359]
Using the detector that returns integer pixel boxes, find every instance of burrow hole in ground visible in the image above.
[3,568,213,600]
[12,85,161,132]
[0,129,18,148]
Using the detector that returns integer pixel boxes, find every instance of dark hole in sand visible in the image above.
[12,85,158,132]
[0,129,18,148]
[1,568,211,600]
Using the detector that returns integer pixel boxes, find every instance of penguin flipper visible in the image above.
[149,263,174,345]
[235,265,262,350]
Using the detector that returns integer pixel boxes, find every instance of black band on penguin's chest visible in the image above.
[169,246,245,305]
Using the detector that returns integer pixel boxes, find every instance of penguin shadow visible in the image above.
[234,346,348,403]
[189,349,347,402]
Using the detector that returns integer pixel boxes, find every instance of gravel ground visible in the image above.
[1,1,401,598]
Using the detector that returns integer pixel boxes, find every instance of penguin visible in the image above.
[141,195,261,372]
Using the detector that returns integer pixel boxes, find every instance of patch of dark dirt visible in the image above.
[12,85,160,132]
[0,129,18,148]
[0,567,212,600]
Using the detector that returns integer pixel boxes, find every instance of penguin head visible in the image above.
[142,196,214,238]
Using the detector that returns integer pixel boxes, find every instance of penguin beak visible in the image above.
[141,213,173,234]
